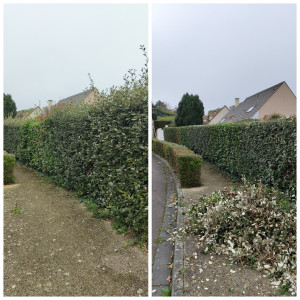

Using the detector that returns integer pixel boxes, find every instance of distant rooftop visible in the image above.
[219,81,285,123]
[57,88,94,105]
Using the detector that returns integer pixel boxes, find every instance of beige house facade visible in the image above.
[259,82,296,119]
[28,107,43,118]
[219,81,296,123]
[17,106,43,119]
[209,106,229,124]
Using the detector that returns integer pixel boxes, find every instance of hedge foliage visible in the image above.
[4,151,15,184]
[3,117,24,155]
[153,120,172,131]
[4,55,148,240]
[152,138,202,188]
[164,117,296,200]
[182,180,296,295]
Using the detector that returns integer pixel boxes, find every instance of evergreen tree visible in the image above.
[175,93,204,126]
[4,93,17,118]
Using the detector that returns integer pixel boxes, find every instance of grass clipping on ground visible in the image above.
[177,178,296,295]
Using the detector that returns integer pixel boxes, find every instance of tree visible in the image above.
[4,94,17,118]
[154,100,168,110]
[175,93,204,126]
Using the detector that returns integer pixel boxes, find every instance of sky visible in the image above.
[152,4,296,113]
[3,3,148,111]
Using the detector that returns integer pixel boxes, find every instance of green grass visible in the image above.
[11,207,23,214]
[122,240,136,248]
[179,267,188,275]
[155,236,164,244]
[161,285,172,296]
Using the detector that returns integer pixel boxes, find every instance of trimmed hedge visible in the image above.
[4,151,15,184]
[3,117,24,155]
[153,120,172,131]
[152,138,202,187]
[164,117,296,200]
[4,65,148,240]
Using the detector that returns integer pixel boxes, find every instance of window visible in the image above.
[246,106,254,113]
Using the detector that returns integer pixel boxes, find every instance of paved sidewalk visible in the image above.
[152,154,177,296]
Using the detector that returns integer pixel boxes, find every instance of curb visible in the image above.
[152,154,184,297]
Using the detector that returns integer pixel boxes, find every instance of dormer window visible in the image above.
[246,106,254,113]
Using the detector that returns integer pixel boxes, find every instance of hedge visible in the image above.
[152,138,202,188]
[4,151,15,184]
[153,120,172,131]
[4,65,148,240]
[164,117,296,200]
[3,117,24,155]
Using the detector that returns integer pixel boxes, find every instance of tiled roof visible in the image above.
[219,82,285,123]
[57,89,93,105]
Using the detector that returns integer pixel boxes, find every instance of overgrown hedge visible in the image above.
[164,117,296,200]
[4,64,148,240]
[152,138,202,187]
[4,151,15,184]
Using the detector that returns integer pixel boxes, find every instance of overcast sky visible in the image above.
[152,4,296,113]
[4,4,148,111]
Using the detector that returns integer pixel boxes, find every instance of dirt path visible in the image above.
[4,164,148,296]
[179,163,278,296]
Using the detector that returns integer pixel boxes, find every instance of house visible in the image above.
[209,105,229,124]
[218,81,296,123]
[17,106,43,119]
[203,108,223,124]
[56,87,99,106]
[202,115,209,124]
[40,87,100,117]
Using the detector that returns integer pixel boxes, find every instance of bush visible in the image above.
[4,151,15,184]
[183,179,296,295]
[4,93,17,118]
[157,116,175,123]
[153,120,172,131]
[4,49,148,241]
[175,93,204,126]
[152,138,202,187]
[4,117,24,155]
[164,117,296,200]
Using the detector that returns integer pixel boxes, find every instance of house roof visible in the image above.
[57,89,94,105]
[17,106,42,118]
[209,105,229,123]
[219,81,285,123]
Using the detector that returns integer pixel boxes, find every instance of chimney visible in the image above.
[48,100,53,108]
[235,98,239,107]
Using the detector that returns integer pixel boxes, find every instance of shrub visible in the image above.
[153,120,172,131]
[264,113,283,120]
[4,117,24,155]
[152,138,202,187]
[4,93,17,118]
[175,93,204,126]
[157,116,175,123]
[4,151,15,184]
[164,117,296,200]
[4,48,148,241]
[183,179,296,295]
[152,111,157,120]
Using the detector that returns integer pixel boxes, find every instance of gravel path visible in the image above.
[4,164,148,296]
